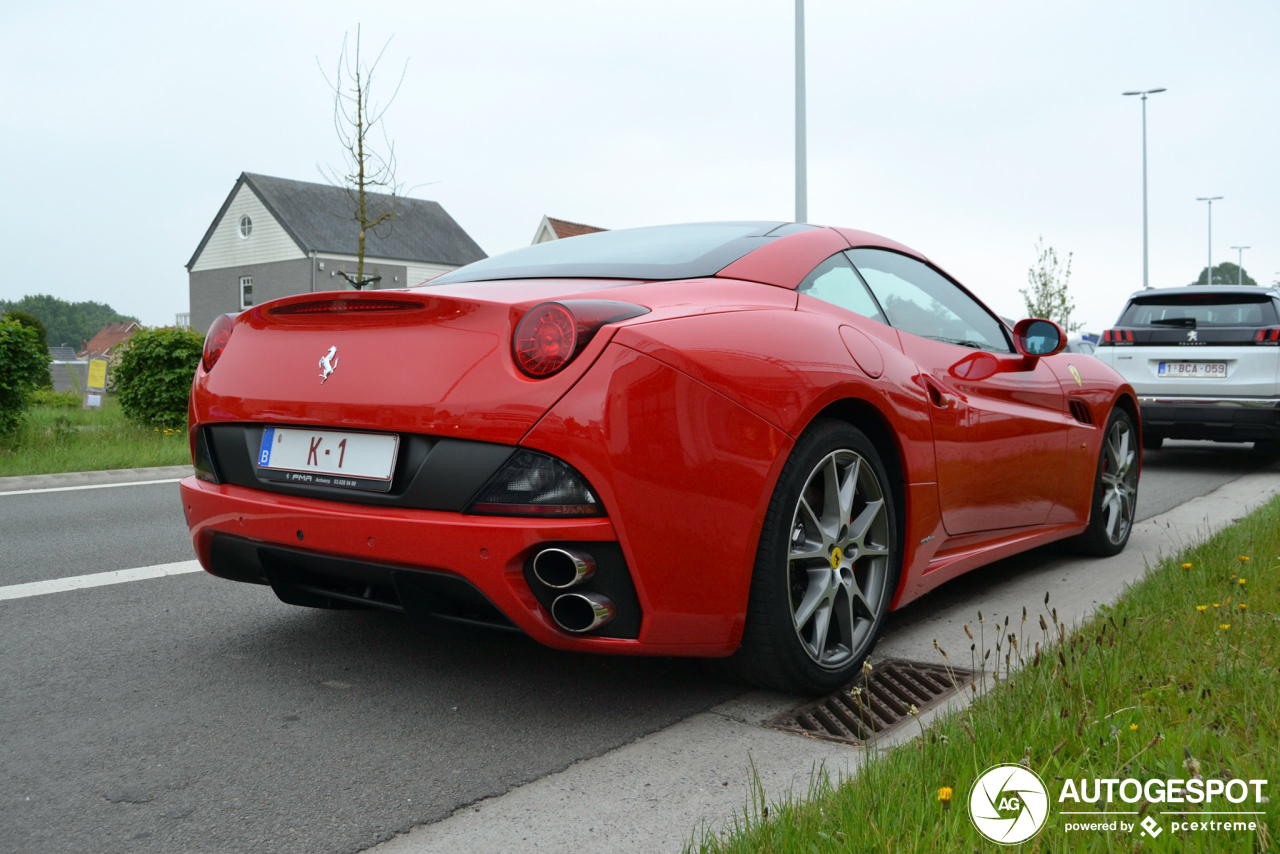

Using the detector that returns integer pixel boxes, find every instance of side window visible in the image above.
[797,254,887,324]
[847,249,1011,352]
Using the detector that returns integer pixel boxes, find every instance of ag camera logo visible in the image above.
[969,764,1050,844]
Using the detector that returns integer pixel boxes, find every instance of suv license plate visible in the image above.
[256,427,398,492]
[1157,361,1227,379]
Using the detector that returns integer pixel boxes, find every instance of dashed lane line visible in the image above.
[0,561,203,601]
[0,478,183,496]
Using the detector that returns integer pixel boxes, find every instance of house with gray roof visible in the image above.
[186,173,486,332]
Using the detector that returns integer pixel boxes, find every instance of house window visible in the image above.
[239,276,254,309]
[239,215,253,239]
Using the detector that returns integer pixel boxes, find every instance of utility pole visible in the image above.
[1122,89,1166,289]
[1230,246,1250,285]
[1196,196,1223,284]
[795,0,807,223]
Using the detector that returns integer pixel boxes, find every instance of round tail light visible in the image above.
[514,303,577,378]
[203,314,236,371]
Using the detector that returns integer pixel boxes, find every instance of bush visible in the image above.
[2,309,52,389]
[0,318,49,435]
[31,388,82,408]
[115,327,204,429]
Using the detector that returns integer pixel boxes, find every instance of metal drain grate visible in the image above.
[769,658,973,745]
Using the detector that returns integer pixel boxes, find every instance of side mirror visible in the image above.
[1013,318,1066,358]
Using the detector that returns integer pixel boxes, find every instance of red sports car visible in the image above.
[181,222,1139,694]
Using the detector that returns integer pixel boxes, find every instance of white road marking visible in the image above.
[0,561,203,601]
[0,478,183,497]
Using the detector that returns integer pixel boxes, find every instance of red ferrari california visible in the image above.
[181,222,1139,694]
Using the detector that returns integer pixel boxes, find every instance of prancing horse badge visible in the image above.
[319,346,339,384]
[1068,364,1083,387]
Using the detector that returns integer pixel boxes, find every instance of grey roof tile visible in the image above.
[188,173,487,270]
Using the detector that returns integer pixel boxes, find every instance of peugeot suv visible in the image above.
[1096,285,1280,452]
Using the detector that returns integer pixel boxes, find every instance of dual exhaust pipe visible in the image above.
[532,547,615,633]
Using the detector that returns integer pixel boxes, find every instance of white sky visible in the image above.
[3,1,1277,332]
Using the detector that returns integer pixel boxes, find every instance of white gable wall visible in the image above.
[312,254,457,289]
[191,184,305,272]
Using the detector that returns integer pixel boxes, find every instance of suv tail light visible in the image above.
[1253,328,1280,345]
[1101,328,1134,345]
[512,300,649,378]
[203,314,236,371]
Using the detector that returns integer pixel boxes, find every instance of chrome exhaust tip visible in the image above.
[551,592,615,633]
[532,547,596,589]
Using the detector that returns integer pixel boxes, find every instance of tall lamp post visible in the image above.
[1122,88,1166,289]
[1230,246,1251,285]
[795,0,807,223]
[1196,196,1223,284]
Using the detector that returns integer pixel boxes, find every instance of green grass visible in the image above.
[692,497,1280,853]
[0,397,190,477]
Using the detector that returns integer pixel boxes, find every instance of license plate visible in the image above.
[256,427,398,492]
[1157,361,1227,379]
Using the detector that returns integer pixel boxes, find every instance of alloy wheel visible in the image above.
[787,449,891,669]
[1100,419,1138,544]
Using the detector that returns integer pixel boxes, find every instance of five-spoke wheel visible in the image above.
[729,419,899,694]
[787,449,892,670]
[1067,407,1140,556]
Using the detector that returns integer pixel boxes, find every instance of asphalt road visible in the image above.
[1,441,1275,854]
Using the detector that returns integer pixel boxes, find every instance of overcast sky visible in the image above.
[3,1,1277,333]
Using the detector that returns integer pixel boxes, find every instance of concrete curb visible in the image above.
[0,465,193,493]
[372,469,1280,854]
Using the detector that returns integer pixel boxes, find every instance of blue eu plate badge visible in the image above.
[258,427,275,467]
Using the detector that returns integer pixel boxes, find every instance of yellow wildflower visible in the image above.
[938,787,953,810]
[1239,555,1251,563]
[1239,578,1246,585]
[1238,603,1247,611]
[1182,562,1193,569]
[1220,624,1231,631]
[1130,723,1139,731]
[1196,605,1207,612]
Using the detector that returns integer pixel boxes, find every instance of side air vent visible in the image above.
[1068,399,1094,425]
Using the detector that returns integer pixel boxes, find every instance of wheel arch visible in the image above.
[803,396,910,598]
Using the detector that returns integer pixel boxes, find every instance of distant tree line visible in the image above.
[0,294,137,350]
[1191,263,1257,287]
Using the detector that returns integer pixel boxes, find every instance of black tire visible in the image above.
[724,419,901,695]
[1142,433,1164,451]
[1065,407,1139,557]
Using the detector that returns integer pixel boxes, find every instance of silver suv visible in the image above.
[1095,285,1280,452]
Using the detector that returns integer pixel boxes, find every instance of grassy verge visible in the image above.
[0,398,189,477]
[692,496,1280,853]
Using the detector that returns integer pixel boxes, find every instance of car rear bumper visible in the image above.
[179,476,732,656]
[1138,396,1280,441]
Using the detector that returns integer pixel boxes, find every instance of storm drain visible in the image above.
[769,658,973,746]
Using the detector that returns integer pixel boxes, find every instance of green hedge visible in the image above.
[0,318,49,435]
[115,327,204,429]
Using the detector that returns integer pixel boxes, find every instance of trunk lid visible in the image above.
[196,287,629,446]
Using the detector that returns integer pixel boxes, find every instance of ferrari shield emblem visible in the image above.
[1068,365,1083,387]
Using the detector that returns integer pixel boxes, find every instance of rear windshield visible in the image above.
[1119,292,1278,327]
[425,222,813,285]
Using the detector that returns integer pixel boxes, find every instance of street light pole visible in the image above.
[1230,246,1251,285]
[1123,88,1166,289]
[1196,196,1223,284]
[795,0,807,223]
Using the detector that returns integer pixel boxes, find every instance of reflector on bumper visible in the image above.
[466,450,603,517]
